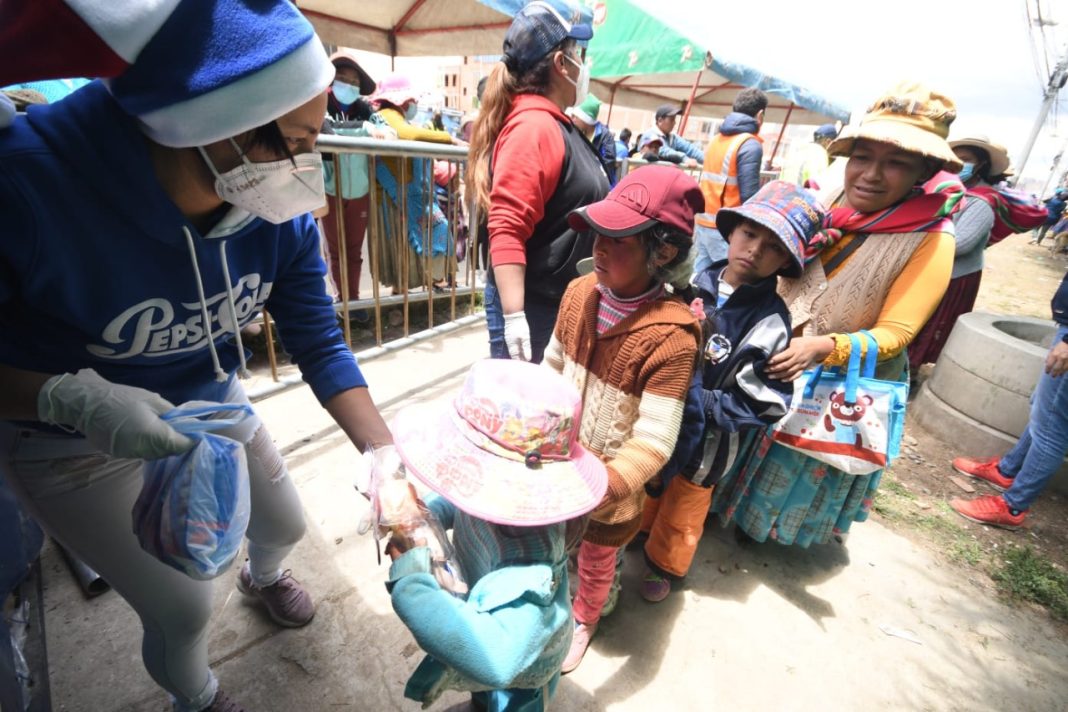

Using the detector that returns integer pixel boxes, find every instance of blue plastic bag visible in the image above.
[0,474,44,598]
[133,403,254,580]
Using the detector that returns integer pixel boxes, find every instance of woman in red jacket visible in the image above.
[466,1,609,363]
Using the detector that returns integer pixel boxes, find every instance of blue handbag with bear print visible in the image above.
[769,331,908,475]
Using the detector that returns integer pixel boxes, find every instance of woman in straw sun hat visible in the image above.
[367,72,462,294]
[0,2,396,709]
[712,82,964,548]
[909,132,1045,372]
[388,358,607,712]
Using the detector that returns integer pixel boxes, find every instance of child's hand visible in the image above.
[766,336,836,382]
[385,531,428,561]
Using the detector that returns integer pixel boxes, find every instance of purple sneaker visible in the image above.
[640,570,671,603]
[237,564,315,628]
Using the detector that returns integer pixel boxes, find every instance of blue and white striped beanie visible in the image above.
[0,0,334,148]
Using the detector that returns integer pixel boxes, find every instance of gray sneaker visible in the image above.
[237,564,315,628]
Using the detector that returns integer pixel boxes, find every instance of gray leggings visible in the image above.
[0,386,305,711]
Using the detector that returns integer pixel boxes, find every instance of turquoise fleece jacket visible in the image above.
[387,495,572,706]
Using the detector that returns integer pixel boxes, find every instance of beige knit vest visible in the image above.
[779,230,927,336]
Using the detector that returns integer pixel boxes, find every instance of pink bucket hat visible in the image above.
[392,359,608,526]
[372,73,420,108]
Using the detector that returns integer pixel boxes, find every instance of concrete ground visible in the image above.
[40,321,1068,711]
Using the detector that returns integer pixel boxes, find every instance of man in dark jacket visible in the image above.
[693,88,768,274]
[651,103,704,165]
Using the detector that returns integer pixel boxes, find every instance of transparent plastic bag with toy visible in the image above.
[356,445,468,597]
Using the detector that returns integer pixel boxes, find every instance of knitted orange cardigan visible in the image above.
[544,274,700,547]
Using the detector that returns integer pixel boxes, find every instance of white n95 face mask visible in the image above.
[565,54,590,109]
[198,139,325,224]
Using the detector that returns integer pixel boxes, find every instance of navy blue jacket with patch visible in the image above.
[660,261,793,488]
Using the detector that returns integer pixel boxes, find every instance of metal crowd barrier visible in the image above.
[254,138,773,387]
[617,157,779,187]
[615,156,703,181]
[256,135,480,383]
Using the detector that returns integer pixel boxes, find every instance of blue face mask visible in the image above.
[404,103,419,122]
[332,80,360,105]
[958,162,975,183]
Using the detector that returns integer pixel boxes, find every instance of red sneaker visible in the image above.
[952,456,1014,491]
[950,495,1026,530]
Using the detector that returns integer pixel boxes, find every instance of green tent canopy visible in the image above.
[586,0,849,126]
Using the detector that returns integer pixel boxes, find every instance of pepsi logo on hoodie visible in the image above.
[87,274,272,360]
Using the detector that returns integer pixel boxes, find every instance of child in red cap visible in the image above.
[542,164,703,673]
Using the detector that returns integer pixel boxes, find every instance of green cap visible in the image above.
[572,94,602,125]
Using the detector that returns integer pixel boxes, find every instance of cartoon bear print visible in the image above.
[823,389,873,448]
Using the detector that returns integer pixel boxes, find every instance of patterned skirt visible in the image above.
[711,353,907,548]
[907,270,983,371]
[711,432,881,548]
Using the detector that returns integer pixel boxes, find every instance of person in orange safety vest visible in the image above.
[693,88,768,275]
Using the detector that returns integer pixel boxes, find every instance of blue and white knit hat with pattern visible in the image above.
[0,0,333,148]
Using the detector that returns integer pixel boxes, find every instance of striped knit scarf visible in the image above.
[594,282,665,335]
[804,171,965,262]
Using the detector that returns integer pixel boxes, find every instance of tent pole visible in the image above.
[678,68,704,135]
[606,76,627,125]
[395,0,429,32]
[767,102,794,169]
[389,0,427,63]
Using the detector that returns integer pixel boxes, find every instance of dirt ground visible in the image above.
[878,233,1068,622]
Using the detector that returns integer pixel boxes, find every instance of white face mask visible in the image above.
[404,103,419,121]
[564,54,590,109]
[198,139,325,225]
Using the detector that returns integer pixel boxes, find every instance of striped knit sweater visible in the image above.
[544,274,701,547]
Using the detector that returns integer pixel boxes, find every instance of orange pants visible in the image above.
[642,476,713,579]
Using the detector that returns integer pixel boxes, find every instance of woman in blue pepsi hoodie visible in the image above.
[0,2,394,711]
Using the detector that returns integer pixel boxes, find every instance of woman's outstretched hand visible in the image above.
[766,336,837,382]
